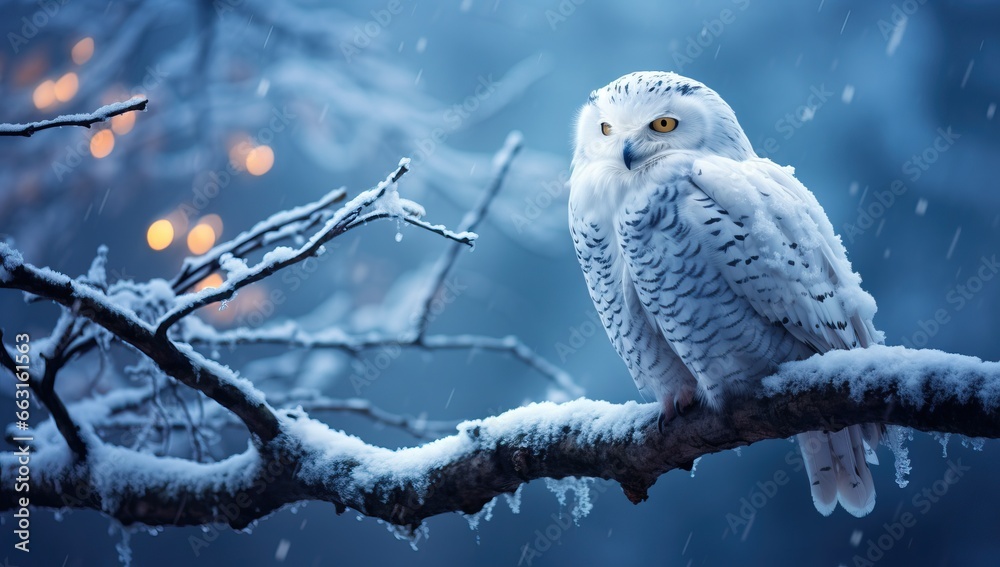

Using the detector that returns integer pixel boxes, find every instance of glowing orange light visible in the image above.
[195,273,224,291]
[33,80,56,109]
[200,214,223,238]
[71,37,94,65]
[146,219,174,251]
[187,223,216,255]
[245,145,274,176]
[54,72,78,103]
[111,111,135,135]
[90,129,115,158]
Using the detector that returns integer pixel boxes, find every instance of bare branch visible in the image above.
[415,132,523,337]
[155,160,449,335]
[0,97,148,137]
[0,249,282,444]
[181,321,584,397]
[3,345,996,530]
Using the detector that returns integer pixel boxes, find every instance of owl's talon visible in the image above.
[674,398,687,418]
[657,412,669,435]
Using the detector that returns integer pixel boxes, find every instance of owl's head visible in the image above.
[572,72,754,175]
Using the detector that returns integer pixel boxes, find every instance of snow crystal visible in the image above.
[932,432,951,457]
[689,456,702,478]
[464,497,496,533]
[884,426,912,489]
[850,529,863,547]
[915,198,928,216]
[960,436,986,451]
[545,477,593,525]
[503,485,523,514]
[0,241,24,282]
[988,103,996,121]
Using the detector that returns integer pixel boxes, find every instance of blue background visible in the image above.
[1,1,999,565]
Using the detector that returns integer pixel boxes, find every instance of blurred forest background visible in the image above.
[1,0,998,565]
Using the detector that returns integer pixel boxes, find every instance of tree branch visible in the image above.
[0,246,282,445]
[3,345,996,530]
[0,97,148,137]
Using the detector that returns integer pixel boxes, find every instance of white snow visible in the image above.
[0,241,24,282]
[765,345,1000,412]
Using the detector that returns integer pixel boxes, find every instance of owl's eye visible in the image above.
[600,122,612,136]
[650,117,679,133]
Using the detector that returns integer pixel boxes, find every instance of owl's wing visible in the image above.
[684,154,882,516]
[686,155,883,353]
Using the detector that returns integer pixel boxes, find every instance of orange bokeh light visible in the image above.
[72,37,94,65]
[90,130,115,158]
[54,72,78,103]
[146,219,174,251]
[33,80,56,109]
[195,273,224,291]
[245,145,274,176]
[111,111,135,135]
[187,223,217,255]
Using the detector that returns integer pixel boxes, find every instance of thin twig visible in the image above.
[156,161,420,335]
[0,97,148,137]
[415,132,523,337]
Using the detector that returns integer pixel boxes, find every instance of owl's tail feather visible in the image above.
[797,426,877,518]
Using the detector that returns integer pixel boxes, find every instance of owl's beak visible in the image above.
[622,140,636,170]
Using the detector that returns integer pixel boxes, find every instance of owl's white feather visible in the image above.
[569,71,882,517]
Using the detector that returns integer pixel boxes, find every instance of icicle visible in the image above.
[690,456,702,478]
[545,477,593,524]
[884,425,912,488]
[504,485,523,514]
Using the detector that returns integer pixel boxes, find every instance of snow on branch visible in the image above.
[2,345,997,530]
[0,97,148,137]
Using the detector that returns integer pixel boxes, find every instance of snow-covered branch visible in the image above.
[0,97,148,137]
[2,345,997,531]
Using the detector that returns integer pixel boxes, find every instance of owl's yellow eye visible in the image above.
[650,117,679,133]
[601,122,612,136]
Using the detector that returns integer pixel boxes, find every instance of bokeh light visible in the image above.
[54,72,79,103]
[146,219,174,251]
[200,214,223,238]
[245,145,274,176]
[89,129,115,158]
[71,37,94,65]
[111,111,135,135]
[195,273,224,291]
[187,223,217,255]
[32,80,56,109]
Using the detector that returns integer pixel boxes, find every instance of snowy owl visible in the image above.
[568,71,883,517]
